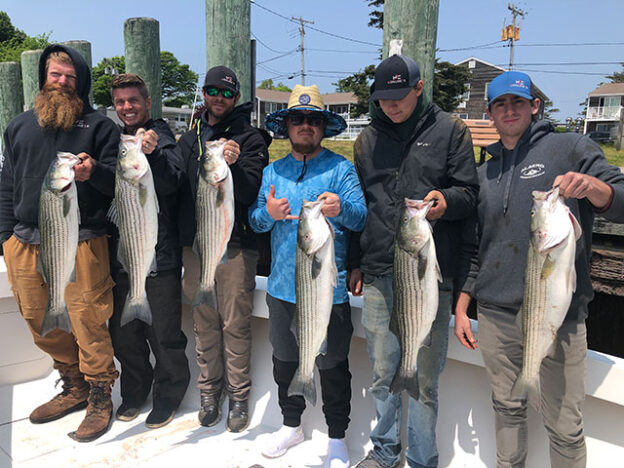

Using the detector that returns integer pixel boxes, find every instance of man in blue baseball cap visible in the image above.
[455,70,624,467]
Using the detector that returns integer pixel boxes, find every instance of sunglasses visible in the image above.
[286,113,325,127]
[203,86,236,99]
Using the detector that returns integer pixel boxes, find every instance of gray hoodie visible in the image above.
[463,120,624,321]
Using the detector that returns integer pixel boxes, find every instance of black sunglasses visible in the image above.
[203,86,236,99]
[286,113,325,127]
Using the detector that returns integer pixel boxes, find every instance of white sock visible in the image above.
[327,438,350,468]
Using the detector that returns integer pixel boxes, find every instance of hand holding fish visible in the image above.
[553,172,613,210]
[220,138,240,166]
[141,129,159,155]
[454,291,478,350]
[267,184,297,220]
[74,152,95,181]
[317,192,340,217]
[423,190,447,220]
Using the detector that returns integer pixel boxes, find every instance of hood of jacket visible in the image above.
[200,101,272,147]
[38,44,92,110]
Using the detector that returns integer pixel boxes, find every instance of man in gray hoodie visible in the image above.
[455,71,624,467]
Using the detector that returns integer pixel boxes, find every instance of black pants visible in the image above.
[109,268,190,410]
[267,295,353,439]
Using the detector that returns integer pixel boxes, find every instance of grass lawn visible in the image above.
[269,139,624,168]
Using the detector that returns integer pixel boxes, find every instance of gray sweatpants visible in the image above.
[477,303,587,468]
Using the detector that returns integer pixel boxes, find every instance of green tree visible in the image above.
[367,0,384,29]
[334,64,376,117]
[542,98,560,123]
[92,51,198,108]
[432,59,471,112]
[160,51,198,107]
[258,79,291,92]
[0,11,50,63]
[606,64,624,83]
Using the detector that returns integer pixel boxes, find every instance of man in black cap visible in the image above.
[178,65,270,432]
[350,54,478,468]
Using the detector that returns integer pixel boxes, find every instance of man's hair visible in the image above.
[110,73,149,100]
[45,51,73,72]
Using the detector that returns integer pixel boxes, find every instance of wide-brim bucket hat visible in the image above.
[265,84,347,137]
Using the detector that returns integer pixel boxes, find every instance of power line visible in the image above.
[517,41,624,47]
[438,40,505,52]
[257,49,299,65]
[251,31,291,54]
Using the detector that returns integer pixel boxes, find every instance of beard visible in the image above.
[291,141,320,155]
[34,83,84,131]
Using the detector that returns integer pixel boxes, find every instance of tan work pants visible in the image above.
[4,235,118,382]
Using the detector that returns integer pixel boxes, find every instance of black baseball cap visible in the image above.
[370,54,421,101]
[203,66,240,94]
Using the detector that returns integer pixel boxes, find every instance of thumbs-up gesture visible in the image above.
[266,184,298,221]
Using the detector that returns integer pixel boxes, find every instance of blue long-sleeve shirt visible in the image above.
[249,149,366,304]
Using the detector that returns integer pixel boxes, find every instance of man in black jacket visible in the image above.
[0,44,119,442]
[350,54,479,468]
[178,66,270,432]
[108,73,190,429]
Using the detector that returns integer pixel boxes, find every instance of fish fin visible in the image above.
[216,183,224,207]
[288,369,317,406]
[63,194,71,218]
[569,266,577,293]
[515,308,524,338]
[319,336,328,355]
[69,266,76,283]
[219,251,228,265]
[192,285,217,310]
[36,254,48,284]
[329,257,338,288]
[417,251,428,281]
[107,201,118,226]
[40,305,72,337]
[139,184,148,207]
[569,212,582,241]
[423,330,432,348]
[192,237,199,256]
[510,372,542,413]
[540,254,556,280]
[290,315,299,346]
[389,366,420,401]
[120,293,152,327]
[311,254,323,279]
[116,245,129,273]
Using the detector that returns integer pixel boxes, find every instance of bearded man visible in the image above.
[0,44,119,442]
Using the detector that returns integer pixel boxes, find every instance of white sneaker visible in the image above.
[326,437,350,468]
[261,425,305,458]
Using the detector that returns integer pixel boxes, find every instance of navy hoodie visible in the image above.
[0,44,119,244]
[463,120,624,321]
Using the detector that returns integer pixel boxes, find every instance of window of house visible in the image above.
[457,83,470,108]
[469,59,476,69]
[483,113,489,120]
[484,83,489,100]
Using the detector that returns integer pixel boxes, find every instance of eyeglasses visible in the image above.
[203,86,236,99]
[286,113,325,127]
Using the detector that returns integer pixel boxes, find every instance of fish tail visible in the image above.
[120,293,152,326]
[288,370,317,406]
[40,304,72,337]
[192,284,217,309]
[510,372,541,412]
[390,366,420,400]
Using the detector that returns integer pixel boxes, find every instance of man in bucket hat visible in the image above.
[249,84,367,468]
[350,54,478,468]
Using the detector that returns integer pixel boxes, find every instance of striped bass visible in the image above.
[511,186,581,409]
[113,131,159,326]
[192,140,234,307]
[288,199,337,406]
[38,152,81,337]
[390,198,442,400]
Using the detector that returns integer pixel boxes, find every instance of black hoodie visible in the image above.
[177,101,271,249]
[0,44,119,244]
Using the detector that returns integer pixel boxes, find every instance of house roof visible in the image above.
[454,56,506,72]
[589,82,624,97]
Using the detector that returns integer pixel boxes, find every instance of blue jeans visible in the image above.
[361,274,452,468]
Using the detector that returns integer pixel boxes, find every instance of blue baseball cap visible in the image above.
[487,71,534,105]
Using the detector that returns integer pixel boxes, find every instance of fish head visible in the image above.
[200,140,229,186]
[297,199,332,255]
[44,151,81,193]
[530,186,578,254]
[118,133,149,182]
[396,198,433,255]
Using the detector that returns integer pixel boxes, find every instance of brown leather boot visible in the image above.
[30,367,89,424]
[68,380,113,442]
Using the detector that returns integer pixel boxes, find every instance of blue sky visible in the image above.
[3,0,623,121]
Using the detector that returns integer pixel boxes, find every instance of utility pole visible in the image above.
[503,3,526,70]
[292,16,314,85]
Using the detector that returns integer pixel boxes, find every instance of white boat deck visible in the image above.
[2,272,624,467]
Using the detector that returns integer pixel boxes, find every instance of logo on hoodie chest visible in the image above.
[519,163,545,179]
[73,120,89,129]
